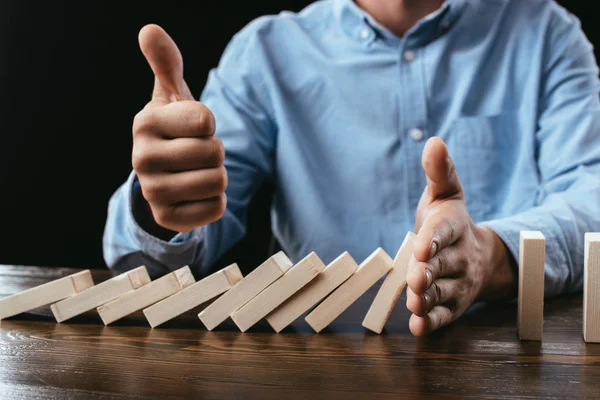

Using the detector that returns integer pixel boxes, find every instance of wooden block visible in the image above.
[50,266,150,323]
[198,251,293,330]
[97,266,196,325]
[0,270,94,320]
[518,231,545,341]
[231,252,326,332]
[305,248,393,333]
[362,232,416,334]
[266,252,358,333]
[143,264,243,328]
[584,232,600,343]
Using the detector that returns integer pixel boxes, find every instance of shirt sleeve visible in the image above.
[103,22,276,277]
[481,11,600,297]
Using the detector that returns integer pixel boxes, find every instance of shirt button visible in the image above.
[410,128,424,141]
[404,50,416,62]
[360,28,371,40]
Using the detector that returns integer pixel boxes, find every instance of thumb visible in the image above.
[138,24,194,103]
[421,137,463,202]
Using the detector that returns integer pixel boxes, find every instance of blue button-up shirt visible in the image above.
[103,0,600,297]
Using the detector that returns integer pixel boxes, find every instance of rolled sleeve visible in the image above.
[103,171,205,276]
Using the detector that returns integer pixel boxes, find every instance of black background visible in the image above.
[0,1,596,271]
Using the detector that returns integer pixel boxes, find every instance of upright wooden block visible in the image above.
[518,231,545,341]
[51,266,150,323]
[198,251,293,330]
[0,270,94,320]
[97,266,196,325]
[305,248,393,333]
[231,252,326,332]
[362,232,416,334]
[584,232,600,343]
[143,264,243,328]
[266,252,358,333]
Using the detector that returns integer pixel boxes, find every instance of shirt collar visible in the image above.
[333,0,467,47]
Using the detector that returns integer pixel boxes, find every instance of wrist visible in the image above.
[476,225,518,301]
[131,177,179,242]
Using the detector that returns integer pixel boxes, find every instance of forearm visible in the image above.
[480,168,600,297]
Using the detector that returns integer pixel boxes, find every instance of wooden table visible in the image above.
[1,265,599,399]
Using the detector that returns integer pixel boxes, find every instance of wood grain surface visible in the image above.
[1,265,599,399]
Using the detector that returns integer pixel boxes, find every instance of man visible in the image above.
[103,0,600,336]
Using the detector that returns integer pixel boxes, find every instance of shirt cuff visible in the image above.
[125,171,205,269]
[479,211,567,297]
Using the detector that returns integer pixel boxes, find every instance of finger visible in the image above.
[406,279,456,317]
[413,209,467,262]
[406,248,464,294]
[409,305,454,337]
[140,167,228,205]
[134,101,216,138]
[152,195,227,233]
[133,136,224,173]
[421,137,463,202]
[414,186,429,232]
[138,24,194,103]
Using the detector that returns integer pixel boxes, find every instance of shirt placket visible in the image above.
[398,40,428,224]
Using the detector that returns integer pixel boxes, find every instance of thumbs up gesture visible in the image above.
[405,138,516,336]
[132,24,227,233]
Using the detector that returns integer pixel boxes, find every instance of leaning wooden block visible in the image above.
[143,264,243,328]
[97,266,195,325]
[266,252,358,333]
[363,232,416,334]
[584,232,600,343]
[0,270,94,320]
[231,252,326,332]
[198,251,293,331]
[51,266,150,323]
[305,248,393,333]
[518,231,545,341]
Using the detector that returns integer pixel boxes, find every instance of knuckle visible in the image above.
[140,178,164,203]
[199,103,216,134]
[210,137,225,165]
[151,205,172,228]
[215,194,227,217]
[190,103,215,135]
[132,110,156,135]
[131,146,153,172]
[215,167,228,193]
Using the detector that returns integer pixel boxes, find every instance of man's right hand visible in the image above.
[132,24,227,233]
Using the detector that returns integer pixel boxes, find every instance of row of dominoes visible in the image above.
[1,232,599,340]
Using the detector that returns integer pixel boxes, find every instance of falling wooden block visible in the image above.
[362,232,416,334]
[97,266,196,325]
[231,252,326,332]
[305,248,393,333]
[143,264,243,328]
[265,252,358,333]
[584,232,600,343]
[518,231,545,341]
[51,266,150,323]
[198,251,293,331]
[0,270,94,320]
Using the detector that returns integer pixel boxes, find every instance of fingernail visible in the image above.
[423,292,431,306]
[425,269,433,287]
[429,241,438,259]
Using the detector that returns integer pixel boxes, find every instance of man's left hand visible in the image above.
[406,137,517,336]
